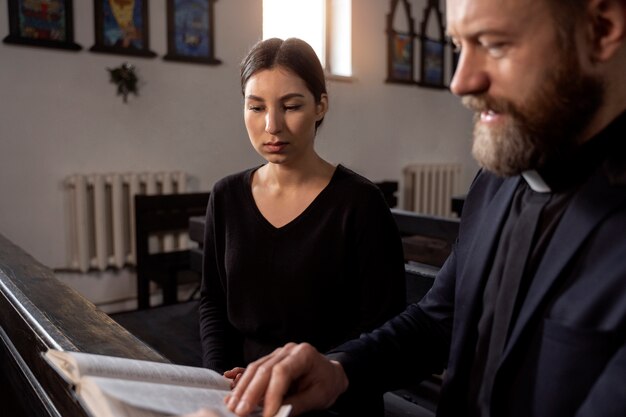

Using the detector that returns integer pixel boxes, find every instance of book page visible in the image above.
[80,376,291,417]
[45,350,230,390]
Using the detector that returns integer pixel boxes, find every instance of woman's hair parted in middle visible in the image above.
[240,37,328,130]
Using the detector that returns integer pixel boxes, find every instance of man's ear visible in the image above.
[587,0,626,62]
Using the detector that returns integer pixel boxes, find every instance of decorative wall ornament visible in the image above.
[163,0,221,65]
[3,0,81,51]
[107,62,138,102]
[385,0,416,84]
[90,0,156,58]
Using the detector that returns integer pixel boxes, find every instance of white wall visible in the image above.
[0,0,477,268]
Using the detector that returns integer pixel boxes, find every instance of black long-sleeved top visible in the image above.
[199,164,406,373]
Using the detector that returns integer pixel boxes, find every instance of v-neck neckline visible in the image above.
[244,164,342,232]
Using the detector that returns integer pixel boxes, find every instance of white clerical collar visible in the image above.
[521,170,552,193]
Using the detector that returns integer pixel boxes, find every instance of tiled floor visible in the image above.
[54,268,197,314]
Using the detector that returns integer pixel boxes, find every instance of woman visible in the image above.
[198,38,405,389]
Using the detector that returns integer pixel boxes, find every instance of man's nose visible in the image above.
[450,48,490,97]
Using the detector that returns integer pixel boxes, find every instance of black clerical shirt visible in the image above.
[467,125,619,417]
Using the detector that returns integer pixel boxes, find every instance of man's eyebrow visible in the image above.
[450,27,514,40]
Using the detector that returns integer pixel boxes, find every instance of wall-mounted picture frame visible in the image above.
[385,0,416,85]
[416,0,447,89]
[163,0,221,65]
[420,38,445,87]
[90,0,156,57]
[3,0,81,50]
[389,32,414,82]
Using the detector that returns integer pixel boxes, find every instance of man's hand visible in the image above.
[225,343,349,416]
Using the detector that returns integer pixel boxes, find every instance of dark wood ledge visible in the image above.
[0,233,166,417]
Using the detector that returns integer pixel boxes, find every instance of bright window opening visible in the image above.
[262,0,352,77]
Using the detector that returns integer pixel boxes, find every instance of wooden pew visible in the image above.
[188,215,205,276]
[0,233,166,417]
[451,194,466,217]
[392,208,459,265]
[135,192,210,309]
[391,209,459,304]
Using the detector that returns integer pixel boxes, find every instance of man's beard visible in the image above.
[462,50,605,177]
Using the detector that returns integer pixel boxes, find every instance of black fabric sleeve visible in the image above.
[350,187,406,336]
[198,191,240,373]
[327,246,456,395]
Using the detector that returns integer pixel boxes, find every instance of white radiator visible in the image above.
[403,163,461,217]
[64,172,187,272]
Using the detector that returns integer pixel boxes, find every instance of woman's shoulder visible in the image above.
[211,166,259,194]
[333,165,385,197]
[327,165,391,211]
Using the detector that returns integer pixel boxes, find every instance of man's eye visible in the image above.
[488,45,505,58]
[481,41,507,58]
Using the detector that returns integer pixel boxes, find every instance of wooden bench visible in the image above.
[390,209,459,304]
[135,192,210,309]
[392,208,459,265]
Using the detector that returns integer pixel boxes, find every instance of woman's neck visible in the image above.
[258,155,335,189]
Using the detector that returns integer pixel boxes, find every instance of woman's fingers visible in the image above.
[225,367,246,389]
[224,367,246,378]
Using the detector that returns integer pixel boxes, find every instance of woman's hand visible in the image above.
[224,367,246,389]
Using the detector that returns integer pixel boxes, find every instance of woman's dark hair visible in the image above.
[240,37,327,130]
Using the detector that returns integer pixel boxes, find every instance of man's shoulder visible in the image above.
[455,170,520,229]
[466,169,513,203]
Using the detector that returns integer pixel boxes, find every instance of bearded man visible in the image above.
[220,0,626,416]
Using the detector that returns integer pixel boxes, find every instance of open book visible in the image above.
[44,349,291,417]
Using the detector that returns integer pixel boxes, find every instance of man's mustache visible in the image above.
[461,95,515,115]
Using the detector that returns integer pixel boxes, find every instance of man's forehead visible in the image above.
[446,0,541,12]
[446,0,546,35]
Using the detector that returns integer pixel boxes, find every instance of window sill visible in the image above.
[326,73,355,83]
